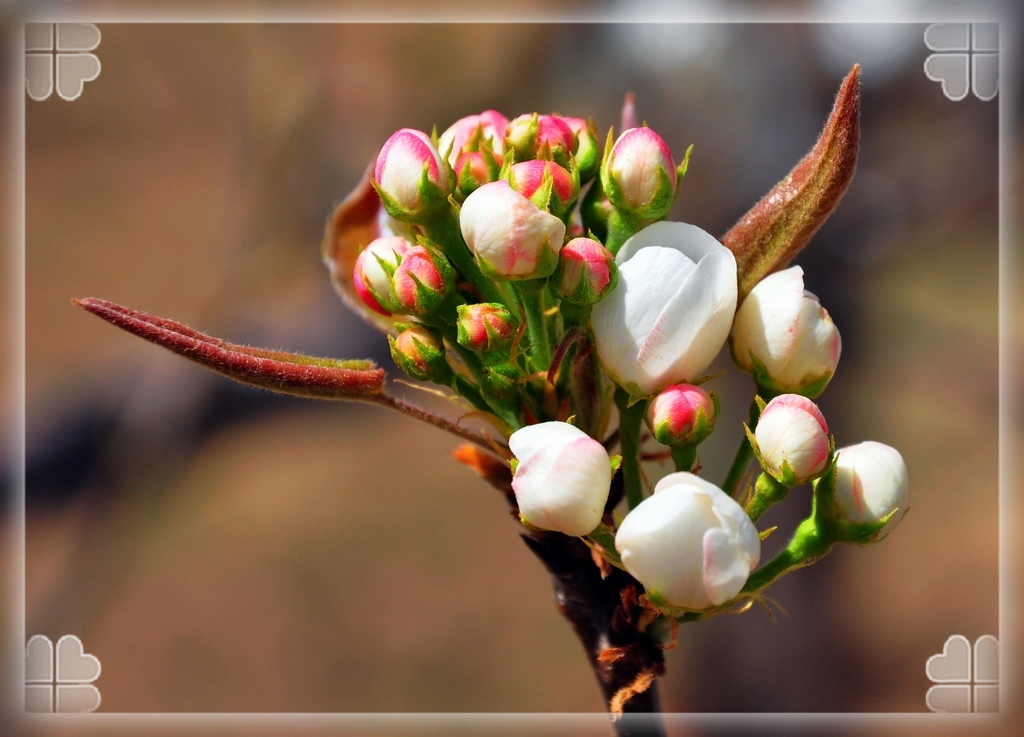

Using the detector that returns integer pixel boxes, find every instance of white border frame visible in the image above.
[5,2,1019,733]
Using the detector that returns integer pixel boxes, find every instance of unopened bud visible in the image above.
[506,113,575,166]
[460,180,566,280]
[352,236,411,315]
[373,128,451,223]
[730,266,841,399]
[509,421,613,536]
[601,127,677,219]
[390,244,453,316]
[752,394,830,486]
[552,237,618,306]
[615,472,760,610]
[456,302,519,352]
[506,159,579,219]
[388,324,452,384]
[646,383,717,447]
[828,441,909,543]
[561,116,600,182]
[481,359,520,402]
[438,110,508,165]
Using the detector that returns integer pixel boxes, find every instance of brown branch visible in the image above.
[460,460,667,736]
[73,298,507,456]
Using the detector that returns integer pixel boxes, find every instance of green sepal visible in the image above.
[506,113,541,163]
[609,454,623,476]
[387,324,452,384]
[481,359,520,402]
[579,174,612,244]
[671,144,694,208]
[573,118,600,183]
[371,161,452,226]
[455,302,518,352]
[582,523,626,570]
[743,351,835,400]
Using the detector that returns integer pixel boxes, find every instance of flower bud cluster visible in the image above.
[332,101,905,619]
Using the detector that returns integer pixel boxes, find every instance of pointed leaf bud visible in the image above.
[730,265,841,398]
[592,222,737,397]
[600,127,677,219]
[74,299,386,400]
[561,116,600,182]
[509,421,612,536]
[646,383,717,447]
[352,235,411,315]
[752,394,830,486]
[828,441,909,543]
[373,128,452,223]
[552,237,618,306]
[615,473,760,610]
[506,113,575,166]
[390,243,453,316]
[388,324,452,384]
[460,180,567,280]
[506,159,579,219]
[456,302,519,352]
[723,66,860,299]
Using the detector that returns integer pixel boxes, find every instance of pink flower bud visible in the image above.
[373,128,451,221]
[388,324,451,384]
[506,113,575,165]
[601,127,677,218]
[390,244,453,316]
[646,383,717,447]
[561,116,600,181]
[456,302,519,352]
[753,394,830,485]
[552,237,618,305]
[730,266,841,398]
[507,159,578,218]
[459,180,567,280]
[510,421,612,536]
[352,236,411,315]
[437,110,509,166]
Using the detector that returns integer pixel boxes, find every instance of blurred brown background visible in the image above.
[5,14,1023,737]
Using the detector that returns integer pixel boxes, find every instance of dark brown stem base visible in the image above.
[520,529,668,737]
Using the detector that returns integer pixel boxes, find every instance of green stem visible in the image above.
[515,281,552,371]
[615,386,647,510]
[670,444,697,473]
[604,208,641,255]
[423,212,505,305]
[677,515,836,624]
[745,472,789,523]
[743,517,834,595]
[722,398,761,497]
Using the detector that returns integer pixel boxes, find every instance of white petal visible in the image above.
[732,266,805,371]
[616,221,727,265]
[702,527,754,605]
[592,247,692,388]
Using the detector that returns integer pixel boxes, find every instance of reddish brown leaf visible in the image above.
[321,171,400,333]
[74,298,385,399]
[723,65,861,299]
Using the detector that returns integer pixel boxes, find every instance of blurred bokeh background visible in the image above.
[5,12,1023,737]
